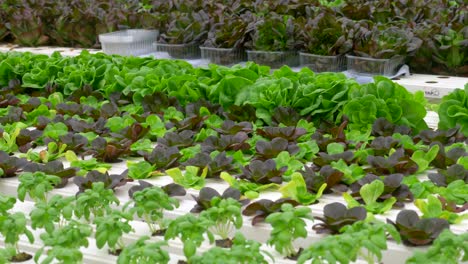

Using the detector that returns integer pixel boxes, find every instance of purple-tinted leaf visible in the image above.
[256,126,306,142]
[157,130,195,148]
[213,120,253,135]
[0,151,29,178]
[239,159,286,184]
[202,132,250,153]
[139,145,182,170]
[313,202,366,234]
[255,137,299,160]
[242,198,300,225]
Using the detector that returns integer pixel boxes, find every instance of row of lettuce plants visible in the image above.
[0,50,467,263]
[0,0,466,75]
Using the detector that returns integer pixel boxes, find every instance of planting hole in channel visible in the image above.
[436,76,450,79]
[425,81,438,84]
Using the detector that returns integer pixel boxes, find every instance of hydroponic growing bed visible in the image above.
[0,49,467,264]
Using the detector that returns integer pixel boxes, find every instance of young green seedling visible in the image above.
[0,247,15,263]
[164,213,214,261]
[343,180,396,214]
[0,127,19,154]
[117,236,170,264]
[0,195,16,216]
[65,150,111,176]
[189,232,273,264]
[411,144,440,173]
[95,209,134,255]
[127,186,179,235]
[75,182,119,222]
[414,195,468,224]
[220,171,280,199]
[265,203,313,258]
[17,171,61,202]
[22,142,68,163]
[298,221,401,264]
[35,220,93,264]
[166,166,208,190]
[199,197,243,243]
[0,212,35,261]
[30,195,75,233]
[406,229,468,264]
[279,172,327,205]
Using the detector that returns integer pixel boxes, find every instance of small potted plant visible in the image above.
[155,10,209,59]
[200,12,253,65]
[347,22,421,76]
[297,9,352,72]
[245,13,299,68]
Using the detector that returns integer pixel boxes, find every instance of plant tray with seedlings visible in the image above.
[0,51,467,264]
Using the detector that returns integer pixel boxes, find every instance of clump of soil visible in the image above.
[109,249,123,256]
[10,252,32,262]
[152,229,166,236]
[286,248,303,261]
[215,238,233,248]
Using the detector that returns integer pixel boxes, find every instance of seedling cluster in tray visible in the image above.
[0,51,467,264]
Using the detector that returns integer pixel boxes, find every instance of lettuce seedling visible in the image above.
[313,202,367,234]
[344,180,396,214]
[157,130,195,148]
[438,180,468,205]
[88,136,132,163]
[411,144,440,173]
[387,210,449,246]
[74,182,119,222]
[0,150,28,178]
[30,195,74,233]
[201,132,251,153]
[17,171,61,202]
[429,164,468,187]
[191,187,247,213]
[300,165,347,193]
[65,150,111,175]
[127,161,157,179]
[239,159,286,184]
[22,141,67,163]
[23,160,78,188]
[221,171,280,199]
[139,145,182,171]
[184,152,239,178]
[166,166,207,190]
[366,148,419,176]
[255,137,299,160]
[117,236,169,264]
[415,195,468,224]
[266,203,312,258]
[128,181,186,199]
[349,173,413,208]
[128,186,180,235]
[164,214,215,260]
[279,172,327,205]
[406,229,468,264]
[95,209,134,255]
[0,127,19,154]
[73,170,130,194]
